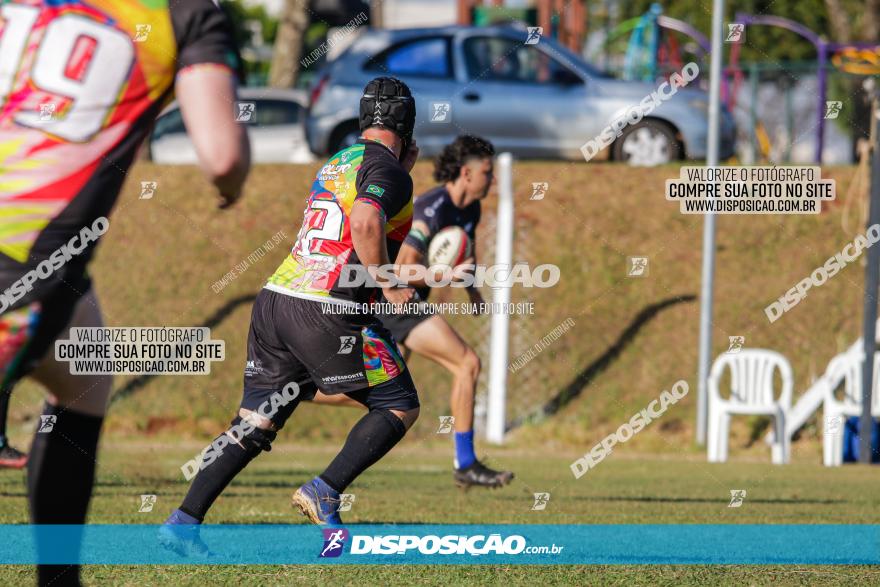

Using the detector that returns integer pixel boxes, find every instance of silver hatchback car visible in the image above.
[149,88,314,165]
[306,25,735,165]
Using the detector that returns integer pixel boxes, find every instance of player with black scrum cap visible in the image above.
[161,77,421,547]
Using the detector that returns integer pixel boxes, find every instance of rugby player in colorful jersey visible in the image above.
[313,135,514,489]
[161,77,421,543]
[0,1,249,584]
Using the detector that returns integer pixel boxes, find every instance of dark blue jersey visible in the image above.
[406,185,480,252]
[403,185,480,300]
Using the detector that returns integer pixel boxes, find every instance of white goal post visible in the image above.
[486,152,514,444]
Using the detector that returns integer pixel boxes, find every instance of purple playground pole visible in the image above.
[733,13,825,162]
[657,16,714,93]
[816,45,828,163]
[657,15,711,53]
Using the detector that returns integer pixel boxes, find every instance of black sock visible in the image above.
[34,565,80,587]
[179,432,261,521]
[28,402,103,587]
[0,382,11,446]
[28,403,102,522]
[319,409,407,493]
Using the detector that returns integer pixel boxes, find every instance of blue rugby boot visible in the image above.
[292,477,343,525]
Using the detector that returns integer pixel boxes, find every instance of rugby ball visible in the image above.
[428,226,473,267]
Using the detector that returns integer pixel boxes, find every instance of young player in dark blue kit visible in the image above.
[316,136,514,489]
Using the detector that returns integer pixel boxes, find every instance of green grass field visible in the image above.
[2,441,880,585]
[3,162,880,585]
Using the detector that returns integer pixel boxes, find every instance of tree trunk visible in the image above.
[865,0,880,41]
[370,0,383,28]
[823,0,852,42]
[268,0,309,88]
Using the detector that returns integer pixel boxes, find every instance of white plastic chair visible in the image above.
[822,351,880,467]
[707,349,792,464]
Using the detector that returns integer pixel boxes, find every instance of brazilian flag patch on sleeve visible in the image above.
[366,184,385,197]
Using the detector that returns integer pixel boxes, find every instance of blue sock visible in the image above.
[454,430,476,469]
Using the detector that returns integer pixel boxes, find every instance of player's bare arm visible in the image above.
[394,220,433,288]
[351,200,414,307]
[176,65,251,208]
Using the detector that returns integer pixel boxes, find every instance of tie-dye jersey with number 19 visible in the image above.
[267,139,413,306]
[0,0,239,311]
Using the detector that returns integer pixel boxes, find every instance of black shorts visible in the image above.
[0,275,91,393]
[240,288,419,426]
[377,299,434,345]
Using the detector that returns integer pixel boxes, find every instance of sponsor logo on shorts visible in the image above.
[322,372,365,384]
[244,359,264,376]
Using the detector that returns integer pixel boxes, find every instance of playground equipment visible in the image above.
[596,3,709,82]
[729,13,880,163]
[457,0,585,52]
[603,6,880,163]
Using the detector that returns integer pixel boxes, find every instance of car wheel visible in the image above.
[613,120,680,166]
[328,122,361,155]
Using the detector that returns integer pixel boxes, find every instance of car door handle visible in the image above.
[463,92,480,102]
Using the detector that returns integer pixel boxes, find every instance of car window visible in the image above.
[152,109,185,140]
[253,99,302,126]
[366,37,451,78]
[463,37,582,85]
